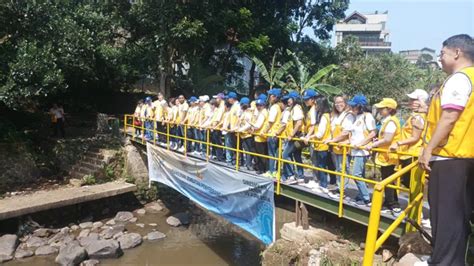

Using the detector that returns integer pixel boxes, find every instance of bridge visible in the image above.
[124,115,428,265]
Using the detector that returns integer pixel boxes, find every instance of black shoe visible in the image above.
[354,200,372,207]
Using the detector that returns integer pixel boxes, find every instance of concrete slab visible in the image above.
[0,181,136,220]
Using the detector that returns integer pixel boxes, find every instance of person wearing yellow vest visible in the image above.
[224,92,240,166]
[261,88,283,178]
[167,97,179,150]
[133,99,144,137]
[194,95,211,157]
[303,90,332,193]
[209,93,226,161]
[251,97,269,175]
[237,97,256,170]
[325,95,355,199]
[281,91,305,184]
[153,95,166,144]
[143,97,155,141]
[346,94,376,206]
[418,34,474,266]
[389,89,429,188]
[366,98,401,213]
[184,96,199,153]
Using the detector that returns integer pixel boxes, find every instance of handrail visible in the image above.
[123,114,426,265]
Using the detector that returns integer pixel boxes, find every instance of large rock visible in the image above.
[35,245,58,256]
[79,229,91,238]
[15,248,34,259]
[114,211,134,223]
[396,253,422,266]
[85,239,122,259]
[55,241,87,266]
[33,228,56,238]
[0,254,13,263]
[280,222,337,246]
[166,212,190,227]
[80,259,100,266]
[100,224,125,239]
[78,234,100,247]
[145,202,163,213]
[49,232,75,248]
[118,233,143,249]
[146,231,166,241]
[79,222,93,229]
[136,209,146,216]
[0,234,19,258]
[124,139,148,183]
[397,232,432,258]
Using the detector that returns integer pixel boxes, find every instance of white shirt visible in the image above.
[291,105,304,121]
[331,111,355,132]
[381,116,397,134]
[315,114,329,139]
[268,104,280,123]
[253,110,266,129]
[281,108,291,125]
[440,72,472,110]
[348,113,376,157]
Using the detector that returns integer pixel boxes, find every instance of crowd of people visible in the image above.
[131,34,473,265]
[132,87,430,211]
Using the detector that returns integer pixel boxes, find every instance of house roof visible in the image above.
[343,11,367,23]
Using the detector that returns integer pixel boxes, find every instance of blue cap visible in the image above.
[240,97,250,105]
[348,94,368,106]
[268,88,282,97]
[258,93,268,102]
[189,96,198,103]
[256,98,266,106]
[145,96,152,102]
[282,91,300,101]
[225,92,238,99]
[302,89,319,100]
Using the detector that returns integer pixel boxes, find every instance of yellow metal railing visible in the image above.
[123,115,426,264]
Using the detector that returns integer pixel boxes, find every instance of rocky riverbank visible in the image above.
[0,200,192,265]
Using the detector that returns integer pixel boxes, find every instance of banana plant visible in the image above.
[252,52,293,89]
[286,49,341,96]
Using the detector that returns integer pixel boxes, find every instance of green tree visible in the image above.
[252,52,293,89]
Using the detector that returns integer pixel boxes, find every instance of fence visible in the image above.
[124,115,426,265]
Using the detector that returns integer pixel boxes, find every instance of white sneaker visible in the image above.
[283,176,298,185]
[421,219,431,229]
[177,146,185,153]
[320,187,329,194]
[304,181,318,189]
[312,186,323,193]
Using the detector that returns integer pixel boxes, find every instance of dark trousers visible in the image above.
[241,137,255,169]
[428,159,473,266]
[53,118,65,138]
[156,122,166,142]
[381,165,400,209]
[327,154,337,184]
[211,131,224,161]
[255,141,268,173]
[400,158,412,188]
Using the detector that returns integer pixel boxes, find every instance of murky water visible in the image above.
[6,200,298,266]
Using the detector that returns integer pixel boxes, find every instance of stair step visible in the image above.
[82,157,103,164]
[79,161,103,170]
[83,151,104,160]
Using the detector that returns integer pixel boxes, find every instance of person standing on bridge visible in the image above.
[176,95,189,152]
[208,94,226,161]
[418,34,474,266]
[366,98,401,214]
[237,97,256,171]
[325,95,355,199]
[261,88,283,178]
[225,92,241,166]
[389,89,429,188]
[346,94,376,207]
[143,97,155,141]
[251,97,269,175]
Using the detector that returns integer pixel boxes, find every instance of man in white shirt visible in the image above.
[417,34,474,266]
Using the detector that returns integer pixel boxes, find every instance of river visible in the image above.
[6,197,300,266]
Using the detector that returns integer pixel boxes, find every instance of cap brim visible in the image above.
[374,103,386,108]
[406,93,418,99]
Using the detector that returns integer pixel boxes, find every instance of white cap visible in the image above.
[407,89,429,102]
[199,95,210,102]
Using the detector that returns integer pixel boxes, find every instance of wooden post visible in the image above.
[295,200,301,227]
[301,202,309,230]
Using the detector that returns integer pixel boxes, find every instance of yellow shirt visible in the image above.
[268,104,282,135]
[229,103,241,130]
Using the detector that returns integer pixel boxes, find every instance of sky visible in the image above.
[323,0,474,53]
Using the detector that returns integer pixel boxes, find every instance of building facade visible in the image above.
[399,47,437,65]
[335,11,391,54]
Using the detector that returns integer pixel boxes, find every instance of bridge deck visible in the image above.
[128,134,430,237]
[0,181,136,221]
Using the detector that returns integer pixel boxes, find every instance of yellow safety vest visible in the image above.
[154,103,163,122]
[285,104,304,138]
[269,104,282,136]
[238,109,253,139]
[424,66,474,158]
[255,109,269,143]
[313,113,331,151]
[400,112,426,160]
[305,105,316,134]
[332,112,352,155]
[230,103,240,129]
[376,115,401,166]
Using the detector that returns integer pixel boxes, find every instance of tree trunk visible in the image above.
[159,70,167,97]
[248,61,256,97]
